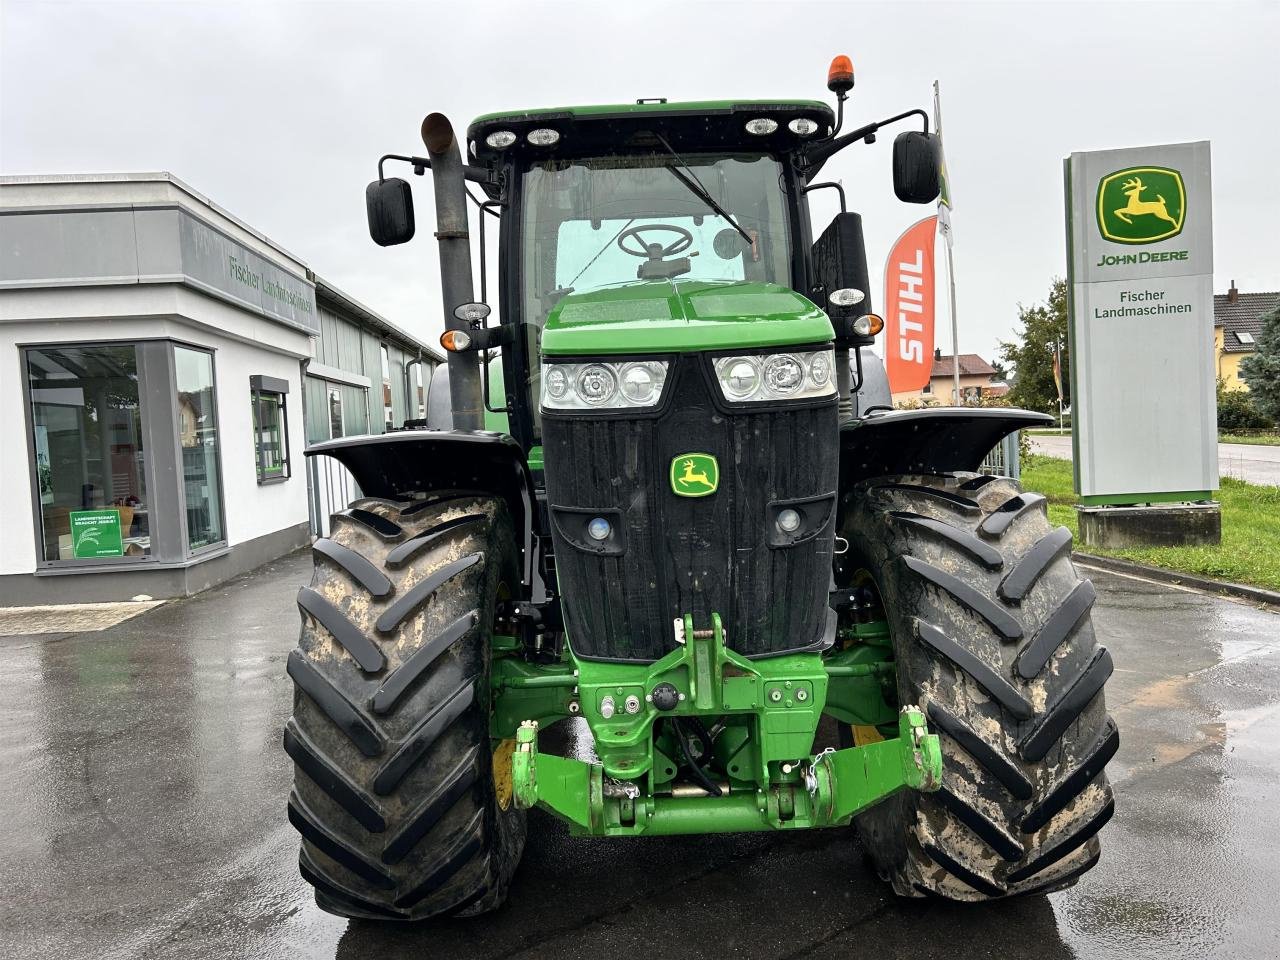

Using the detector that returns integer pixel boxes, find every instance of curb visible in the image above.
[1073,552,1280,609]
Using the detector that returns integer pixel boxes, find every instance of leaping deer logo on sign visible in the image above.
[1096,166,1186,245]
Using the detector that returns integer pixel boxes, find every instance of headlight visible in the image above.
[541,359,669,410]
[713,349,837,403]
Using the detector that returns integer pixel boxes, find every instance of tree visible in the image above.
[999,278,1069,414]
[1239,302,1280,421]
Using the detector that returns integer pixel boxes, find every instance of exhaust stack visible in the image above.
[421,113,484,432]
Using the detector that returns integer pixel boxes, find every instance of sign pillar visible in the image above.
[1064,140,1219,545]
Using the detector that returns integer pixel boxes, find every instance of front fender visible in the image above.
[306,430,535,587]
[839,408,1051,486]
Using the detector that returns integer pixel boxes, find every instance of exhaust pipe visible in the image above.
[421,112,484,432]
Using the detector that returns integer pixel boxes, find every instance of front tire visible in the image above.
[844,473,1117,900]
[285,494,526,921]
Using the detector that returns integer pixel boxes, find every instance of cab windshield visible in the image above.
[520,153,792,324]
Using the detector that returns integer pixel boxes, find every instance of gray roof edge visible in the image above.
[314,275,445,363]
[0,171,311,269]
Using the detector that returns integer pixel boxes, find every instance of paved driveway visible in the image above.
[1030,433,1280,487]
[2,552,1278,959]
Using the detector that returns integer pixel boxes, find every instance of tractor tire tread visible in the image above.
[846,472,1115,901]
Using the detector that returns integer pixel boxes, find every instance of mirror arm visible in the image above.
[803,108,931,173]
[378,153,432,181]
[376,153,497,188]
[802,181,847,214]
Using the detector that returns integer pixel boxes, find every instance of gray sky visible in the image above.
[3,0,1276,362]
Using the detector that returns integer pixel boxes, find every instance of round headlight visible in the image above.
[485,130,517,149]
[777,508,802,533]
[763,355,804,395]
[744,118,778,136]
[527,128,560,146]
[721,357,761,399]
[808,352,832,387]
[620,362,662,405]
[788,118,820,137]
[544,366,570,400]
[575,364,617,405]
[587,517,612,541]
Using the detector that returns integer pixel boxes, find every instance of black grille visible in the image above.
[542,356,838,662]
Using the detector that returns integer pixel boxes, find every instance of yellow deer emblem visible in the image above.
[678,458,711,488]
[1114,177,1178,227]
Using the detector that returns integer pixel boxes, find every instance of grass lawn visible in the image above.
[1219,433,1280,446]
[1020,455,1280,593]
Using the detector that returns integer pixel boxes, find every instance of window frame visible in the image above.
[250,375,292,485]
[19,337,231,570]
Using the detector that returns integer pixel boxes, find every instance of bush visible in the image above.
[1217,381,1273,431]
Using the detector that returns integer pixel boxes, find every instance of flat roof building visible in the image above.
[0,172,440,603]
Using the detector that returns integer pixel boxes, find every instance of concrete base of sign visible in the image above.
[1077,502,1221,549]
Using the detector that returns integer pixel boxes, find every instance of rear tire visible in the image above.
[844,473,1116,900]
[285,494,526,921]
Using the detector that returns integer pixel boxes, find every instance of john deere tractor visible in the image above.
[285,58,1117,920]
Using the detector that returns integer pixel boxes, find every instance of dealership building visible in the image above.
[0,173,440,603]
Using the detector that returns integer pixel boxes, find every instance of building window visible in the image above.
[921,382,932,395]
[174,346,225,552]
[250,375,290,483]
[328,389,344,439]
[381,344,393,430]
[25,344,151,561]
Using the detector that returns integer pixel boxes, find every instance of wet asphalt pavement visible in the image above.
[2,551,1278,960]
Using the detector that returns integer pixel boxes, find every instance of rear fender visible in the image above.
[839,408,1052,487]
[306,430,536,588]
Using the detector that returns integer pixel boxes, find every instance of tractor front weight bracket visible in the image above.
[511,705,942,837]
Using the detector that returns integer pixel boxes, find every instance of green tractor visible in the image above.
[285,58,1116,920]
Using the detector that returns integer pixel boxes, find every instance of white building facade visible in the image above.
[0,173,435,603]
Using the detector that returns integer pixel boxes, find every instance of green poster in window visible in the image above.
[70,509,124,558]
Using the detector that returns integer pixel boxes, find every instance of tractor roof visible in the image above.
[467,99,835,163]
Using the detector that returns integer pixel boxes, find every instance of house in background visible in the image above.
[1214,282,1278,391]
[892,350,1002,406]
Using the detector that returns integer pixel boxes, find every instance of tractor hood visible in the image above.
[539,280,834,356]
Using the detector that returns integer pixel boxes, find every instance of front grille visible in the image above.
[542,355,838,662]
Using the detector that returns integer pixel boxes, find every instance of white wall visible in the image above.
[0,283,311,576]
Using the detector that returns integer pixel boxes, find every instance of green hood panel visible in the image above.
[540,280,833,356]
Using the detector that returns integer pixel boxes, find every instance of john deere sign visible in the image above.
[1096,166,1185,244]
[1065,140,1216,504]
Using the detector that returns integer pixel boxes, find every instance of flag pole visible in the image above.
[934,81,961,406]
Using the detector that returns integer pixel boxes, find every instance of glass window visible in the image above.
[381,344,393,430]
[521,153,792,325]
[26,344,150,561]
[328,389,344,439]
[175,347,225,551]
[251,386,289,483]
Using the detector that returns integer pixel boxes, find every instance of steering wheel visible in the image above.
[617,224,694,260]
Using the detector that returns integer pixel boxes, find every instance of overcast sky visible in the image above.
[3,0,1276,361]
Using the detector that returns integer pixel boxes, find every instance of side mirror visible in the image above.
[365,177,415,246]
[892,131,941,204]
[811,211,873,315]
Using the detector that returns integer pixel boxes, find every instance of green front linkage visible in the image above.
[493,614,942,837]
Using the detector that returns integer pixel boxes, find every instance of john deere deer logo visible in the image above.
[1096,166,1186,244]
[670,452,719,497]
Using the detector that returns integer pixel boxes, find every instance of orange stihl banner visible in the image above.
[884,215,938,394]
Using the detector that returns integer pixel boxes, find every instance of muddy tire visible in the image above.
[844,473,1116,900]
[285,495,526,921]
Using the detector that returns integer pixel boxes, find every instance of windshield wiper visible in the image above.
[654,133,755,249]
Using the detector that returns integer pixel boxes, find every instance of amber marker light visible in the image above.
[440,330,472,352]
